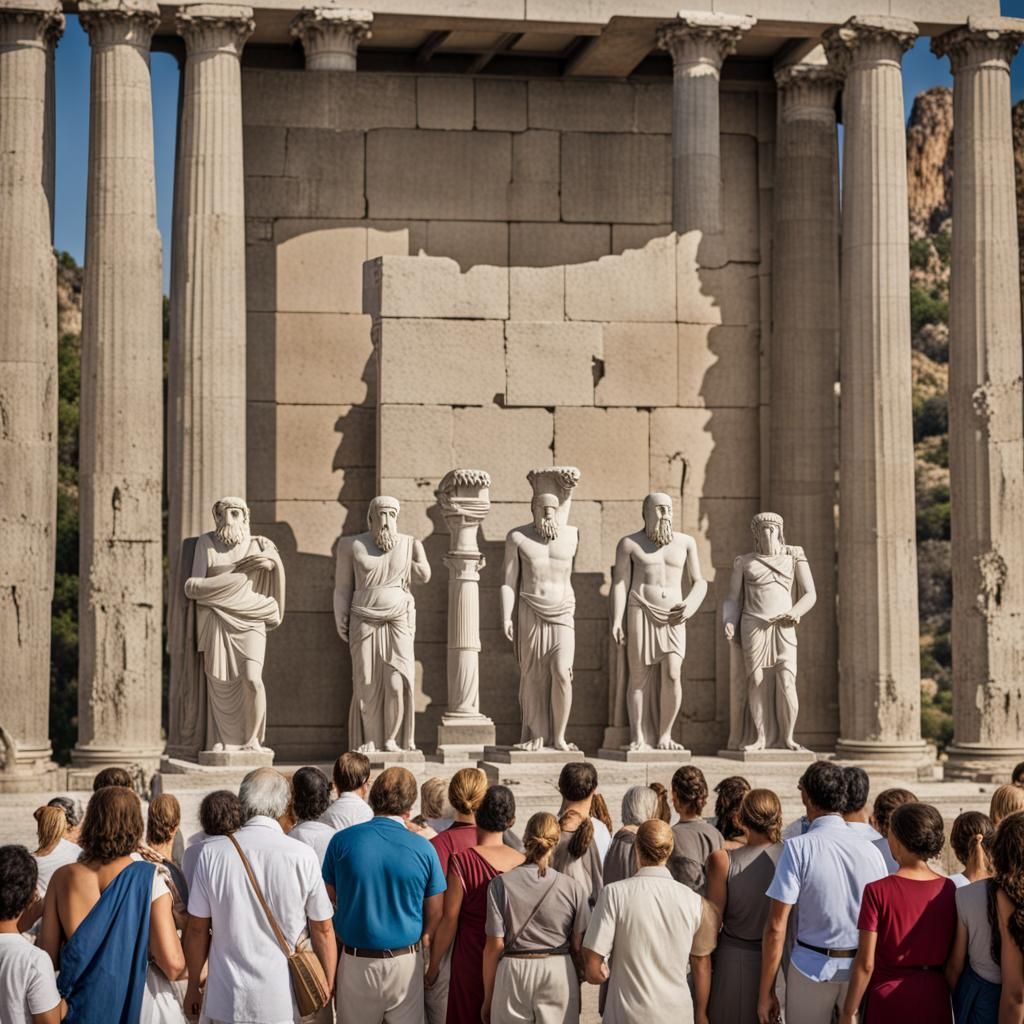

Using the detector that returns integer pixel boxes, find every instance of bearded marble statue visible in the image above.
[181,497,285,753]
[334,496,431,753]
[722,512,817,752]
[610,493,708,751]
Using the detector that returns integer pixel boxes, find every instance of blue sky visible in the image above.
[54,6,1024,294]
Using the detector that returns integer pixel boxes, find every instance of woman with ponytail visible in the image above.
[552,763,605,908]
[19,805,82,932]
[990,812,1024,1024]
[481,812,591,1024]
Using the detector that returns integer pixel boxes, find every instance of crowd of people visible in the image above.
[4,757,1024,1024]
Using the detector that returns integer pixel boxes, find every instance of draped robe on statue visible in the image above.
[348,534,417,749]
[516,590,575,746]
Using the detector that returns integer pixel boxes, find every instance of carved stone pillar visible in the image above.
[770,58,841,747]
[291,7,371,71]
[0,2,63,787]
[73,0,164,770]
[435,470,496,762]
[825,17,929,761]
[657,11,755,250]
[932,18,1024,776]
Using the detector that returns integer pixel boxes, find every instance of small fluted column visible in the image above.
[291,7,371,71]
[0,2,63,785]
[435,469,496,761]
[73,0,164,769]
[657,11,755,247]
[825,17,928,760]
[932,18,1024,775]
[770,58,841,746]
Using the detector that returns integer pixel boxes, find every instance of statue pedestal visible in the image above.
[436,713,495,763]
[198,748,275,768]
[717,748,816,764]
[598,747,691,763]
[363,749,426,768]
[483,746,582,765]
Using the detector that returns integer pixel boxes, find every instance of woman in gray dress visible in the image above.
[704,788,784,1024]
[481,812,591,1024]
[604,786,661,887]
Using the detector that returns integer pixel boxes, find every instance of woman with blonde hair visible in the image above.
[481,812,590,1024]
[19,805,82,933]
[705,788,784,1024]
[988,784,1024,825]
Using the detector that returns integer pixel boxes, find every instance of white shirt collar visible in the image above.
[244,815,284,833]
[807,814,846,831]
[634,866,673,878]
[337,791,366,803]
[382,815,407,827]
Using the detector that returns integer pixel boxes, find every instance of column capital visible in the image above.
[291,7,372,71]
[823,15,917,75]
[176,3,253,58]
[932,17,1024,73]
[657,11,756,72]
[0,4,63,49]
[774,61,840,113]
[79,0,159,50]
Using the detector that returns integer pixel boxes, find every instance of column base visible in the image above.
[0,752,61,794]
[435,714,495,763]
[71,742,163,771]
[834,739,938,781]
[943,743,1024,781]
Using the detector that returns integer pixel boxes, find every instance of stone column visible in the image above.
[291,7,371,71]
[168,4,253,563]
[769,58,841,747]
[434,469,496,762]
[932,18,1024,776]
[72,0,164,770]
[824,17,929,760]
[657,11,755,248]
[0,2,62,787]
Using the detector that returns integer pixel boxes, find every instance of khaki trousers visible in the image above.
[336,950,425,1024]
[423,947,450,1024]
[784,964,850,1024]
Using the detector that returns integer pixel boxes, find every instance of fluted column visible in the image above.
[0,3,62,785]
[73,0,163,769]
[770,58,840,746]
[932,18,1024,775]
[824,16,928,759]
[657,11,755,249]
[291,7,371,71]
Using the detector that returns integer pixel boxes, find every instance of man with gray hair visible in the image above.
[184,768,336,1024]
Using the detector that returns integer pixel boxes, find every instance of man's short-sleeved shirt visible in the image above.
[322,816,446,949]
[0,934,60,1024]
[319,792,373,832]
[766,813,887,983]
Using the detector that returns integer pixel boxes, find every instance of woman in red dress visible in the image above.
[426,785,524,1024]
[840,801,956,1024]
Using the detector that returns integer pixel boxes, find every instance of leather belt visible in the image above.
[341,942,420,959]
[797,939,858,959]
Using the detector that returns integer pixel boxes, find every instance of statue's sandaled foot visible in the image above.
[404,744,419,752]
[212,743,225,752]
[357,741,377,754]
[553,739,580,752]
[785,740,808,752]
[742,738,766,753]
[513,737,544,752]
[656,737,686,751]
[383,739,401,752]
[627,740,653,752]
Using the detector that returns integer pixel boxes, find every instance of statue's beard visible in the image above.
[646,518,674,547]
[536,517,559,541]
[375,524,396,552]
[756,536,783,556]
[216,522,249,548]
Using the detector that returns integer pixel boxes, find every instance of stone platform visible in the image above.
[482,746,583,764]
[717,748,816,764]
[598,748,691,763]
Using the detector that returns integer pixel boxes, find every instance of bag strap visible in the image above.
[228,834,293,958]
[505,873,559,953]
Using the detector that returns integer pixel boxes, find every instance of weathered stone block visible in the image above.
[510,265,564,321]
[243,69,332,128]
[634,82,671,133]
[509,223,610,267]
[596,322,677,407]
[452,408,554,502]
[476,78,527,131]
[366,129,512,221]
[554,409,649,500]
[721,89,758,137]
[676,234,760,325]
[245,172,365,221]
[364,255,509,319]
[418,77,474,130]
[561,133,670,224]
[612,224,673,253]
[425,221,508,269]
[505,321,602,407]
[677,324,759,408]
[571,500,604,575]
[243,124,286,176]
[377,319,506,405]
[378,404,454,481]
[509,130,559,221]
[566,235,676,323]
[528,80,635,132]
[276,226,368,314]
[722,133,759,263]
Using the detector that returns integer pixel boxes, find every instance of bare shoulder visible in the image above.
[707,847,730,868]
[674,531,697,549]
[618,531,644,553]
[505,526,528,547]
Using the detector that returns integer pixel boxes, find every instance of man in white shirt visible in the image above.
[184,769,336,1024]
[758,760,887,1024]
[320,751,373,832]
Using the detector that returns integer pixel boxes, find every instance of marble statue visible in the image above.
[722,512,816,752]
[182,497,286,753]
[501,468,581,752]
[334,496,431,753]
[611,493,708,751]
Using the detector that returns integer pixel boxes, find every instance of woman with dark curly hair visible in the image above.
[39,786,185,1023]
[286,766,335,864]
[713,775,751,849]
[668,765,723,893]
[988,811,1024,1024]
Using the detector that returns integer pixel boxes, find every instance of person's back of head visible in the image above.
[93,766,135,792]
[991,811,1024,958]
[523,812,560,875]
[649,782,671,823]
[369,767,418,818]
[558,762,598,803]
[1013,762,1024,786]
[146,794,181,847]
[332,751,371,797]
[48,795,83,830]
[476,786,516,835]
[798,760,848,816]
[635,819,675,868]
[33,805,67,856]
[621,785,660,827]
[292,767,331,824]
[419,777,448,820]
[239,768,290,823]
[990,784,1024,825]
[888,802,945,862]
[950,810,994,869]
[713,776,751,840]
[80,786,144,864]
[842,766,871,818]
[671,765,709,817]
[739,789,783,843]
[199,790,244,837]
[871,787,917,836]
[448,767,487,818]
[0,845,39,922]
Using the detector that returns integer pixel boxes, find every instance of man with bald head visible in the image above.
[611,493,707,751]
[334,496,431,753]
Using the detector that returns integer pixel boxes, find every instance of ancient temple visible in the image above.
[1,0,1022,787]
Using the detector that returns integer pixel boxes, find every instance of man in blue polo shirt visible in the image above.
[323,765,446,1024]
